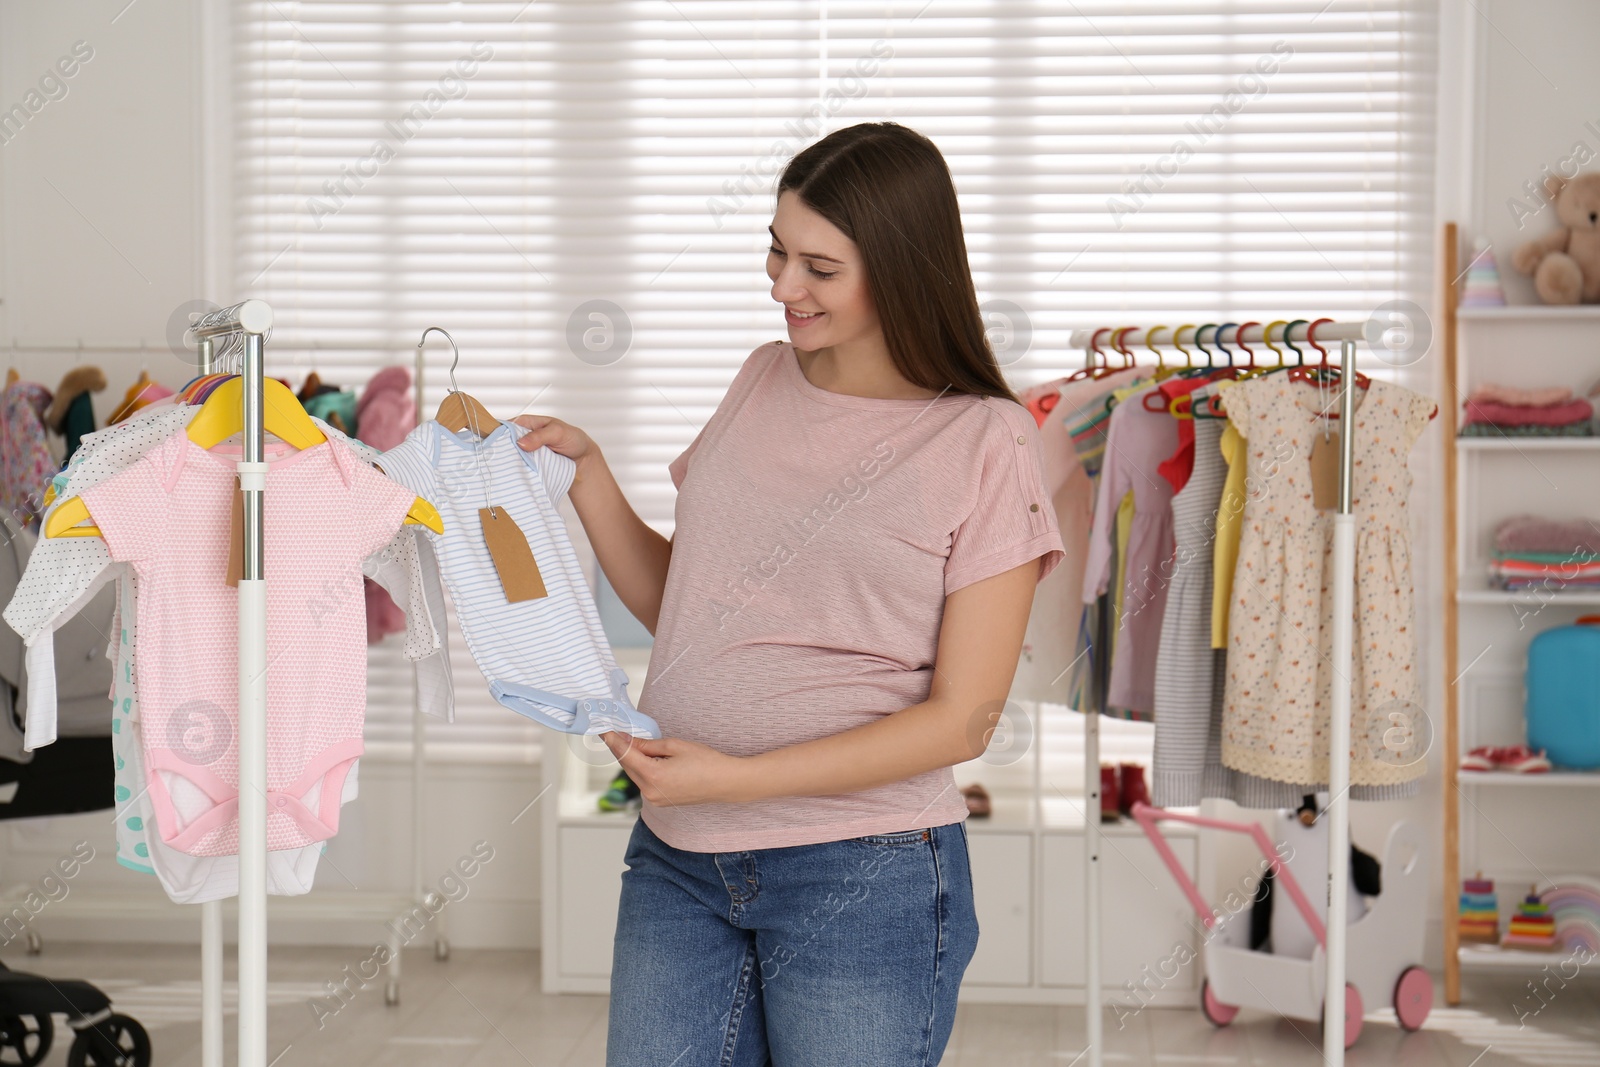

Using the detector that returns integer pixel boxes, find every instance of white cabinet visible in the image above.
[556,825,632,980]
[964,832,1032,987]
[1038,831,1199,998]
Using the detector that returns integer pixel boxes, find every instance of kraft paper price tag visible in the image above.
[1310,430,1341,512]
[480,507,547,602]
[226,484,244,587]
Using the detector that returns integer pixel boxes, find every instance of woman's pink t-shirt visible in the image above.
[637,341,1065,852]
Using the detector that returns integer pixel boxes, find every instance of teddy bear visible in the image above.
[1512,172,1600,304]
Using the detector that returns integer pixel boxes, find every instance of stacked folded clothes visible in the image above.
[1491,515,1600,590]
[1459,876,1500,943]
[1460,382,1594,437]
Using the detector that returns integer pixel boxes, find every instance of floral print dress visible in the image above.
[1,381,57,531]
[1219,375,1434,788]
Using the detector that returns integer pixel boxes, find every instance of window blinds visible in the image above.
[232,1,1438,764]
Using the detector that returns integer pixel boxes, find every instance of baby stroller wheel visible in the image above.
[1199,980,1238,1027]
[1318,984,1363,1049]
[0,1013,52,1066]
[67,1014,150,1067]
[1393,965,1432,1031]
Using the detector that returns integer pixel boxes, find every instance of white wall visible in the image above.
[0,0,205,413]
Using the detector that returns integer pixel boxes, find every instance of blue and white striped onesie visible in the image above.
[379,420,658,738]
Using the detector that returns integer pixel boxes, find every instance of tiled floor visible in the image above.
[13,942,1600,1065]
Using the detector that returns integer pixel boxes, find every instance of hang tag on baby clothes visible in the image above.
[1310,429,1341,511]
[480,507,547,602]
[226,482,244,587]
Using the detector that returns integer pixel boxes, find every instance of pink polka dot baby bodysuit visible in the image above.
[79,429,416,856]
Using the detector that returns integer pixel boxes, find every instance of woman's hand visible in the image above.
[511,414,599,481]
[601,733,755,807]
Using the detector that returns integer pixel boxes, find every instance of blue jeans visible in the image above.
[606,816,978,1067]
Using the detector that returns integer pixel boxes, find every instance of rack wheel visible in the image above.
[67,1013,151,1067]
[434,938,450,961]
[23,932,41,956]
[1393,966,1432,1031]
[1320,984,1363,1049]
[384,980,400,1007]
[0,1013,52,1066]
[1199,980,1238,1027]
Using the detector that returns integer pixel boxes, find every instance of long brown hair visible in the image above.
[776,122,1019,404]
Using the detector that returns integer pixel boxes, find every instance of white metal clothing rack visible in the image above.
[189,299,273,1067]
[1062,319,1368,1067]
[182,310,453,1067]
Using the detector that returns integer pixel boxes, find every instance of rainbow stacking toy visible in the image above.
[1459,875,1499,944]
[1502,886,1558,951]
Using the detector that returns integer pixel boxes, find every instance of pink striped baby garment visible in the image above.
[79,430,415,856]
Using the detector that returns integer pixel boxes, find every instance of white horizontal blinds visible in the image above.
[233,2,1436,765]
[824,0,1437,334]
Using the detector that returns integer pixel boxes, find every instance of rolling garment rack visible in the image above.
[1061,320,1370,1067]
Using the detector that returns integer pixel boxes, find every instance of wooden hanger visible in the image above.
[421,327,498,437]
[436,390,497,437]
[47,376,442,537]
[4,369,17,388]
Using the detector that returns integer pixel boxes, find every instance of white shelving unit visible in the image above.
[1441,221,1600,1003]
[539,650,1208,1007]
[1456,304,1600,320]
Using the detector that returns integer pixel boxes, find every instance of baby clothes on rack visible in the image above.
[78,429,416,856]
[46,366,106,464]
[1218,376,1433,789]
[6,404,453,751]
[1,381,56,530]
[1151,402,1228,806]
[0,514,115,765]
[379,419,658,738]
[357,367,420,644]
[1134,383,1422,806]
[1211,420,1249,650]
[1013,371,1136,703]
[1082,380,1178,719]
[1058,368,1145,715]
[109,568,362,900]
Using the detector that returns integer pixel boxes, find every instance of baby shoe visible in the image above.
[1118,762,1150,816]
[1100,764,1122,822]
[1496,746,1552,774]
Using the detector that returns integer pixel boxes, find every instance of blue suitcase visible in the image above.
[1526,617,1600,770]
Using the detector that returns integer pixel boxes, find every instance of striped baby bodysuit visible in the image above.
[378,420,658,738]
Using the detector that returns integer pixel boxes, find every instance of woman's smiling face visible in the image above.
[766,190,881,351]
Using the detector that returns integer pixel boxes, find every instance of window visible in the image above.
[231,1,1438,763]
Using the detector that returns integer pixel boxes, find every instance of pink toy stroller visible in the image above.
[1129,801,1433,1046]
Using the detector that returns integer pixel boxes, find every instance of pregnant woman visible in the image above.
[514,121,1063,1067]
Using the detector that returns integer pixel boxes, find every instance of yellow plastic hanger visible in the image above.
[186,376,326,450]
[1144,325,1177,380]
[47,376,443,537]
